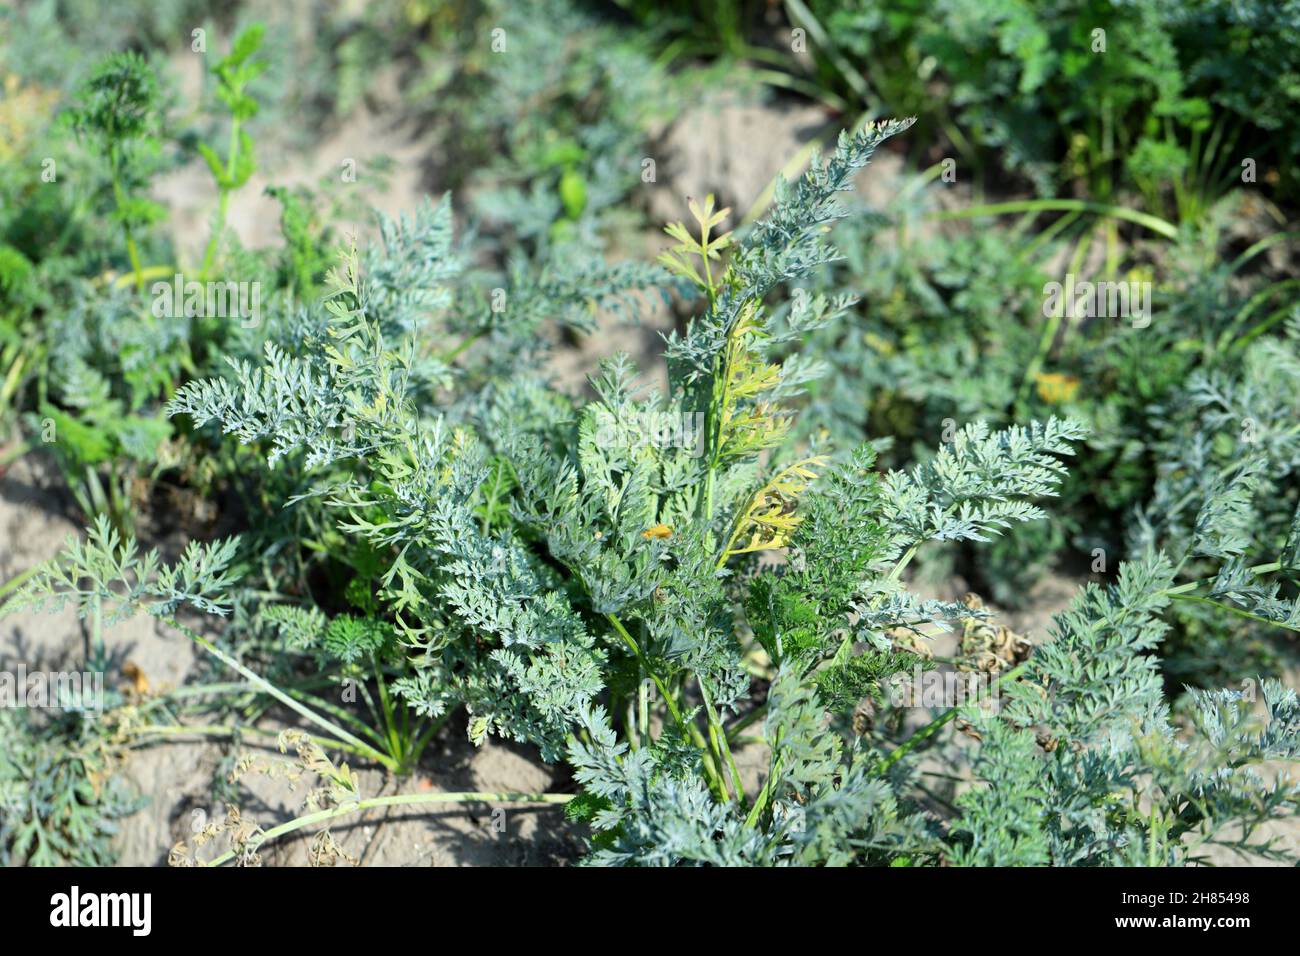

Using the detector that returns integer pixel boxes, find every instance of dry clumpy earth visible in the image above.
[4,78,1295,865]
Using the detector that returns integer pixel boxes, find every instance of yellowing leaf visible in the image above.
[122,661,150,696]
[658,195,734,295]
[687,194,730,231]
[1035,372,1080,404]
[718,457,826,565]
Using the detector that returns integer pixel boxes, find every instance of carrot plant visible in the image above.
[62,52,164,292]
[777,154,1300,692]
[9,120,1299,865]
[198,24,265,278]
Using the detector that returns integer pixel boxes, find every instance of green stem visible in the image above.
[200,116,241,278]
[1163,561,1281,598]
[739,110,875,227]
[724,702,767,742]
[699,678,745,804]
[439,328,487,364]
[158,681,254,700]
[878,662,1028,775]
[91,597,104,662]
[201,790,574,867]
[109,155,144,291]
[1224,279,1300,352]
[606,614,680,727]
[1168,593,1300,633]
[1226,231,1300,276]
[283,685,388,748]
[638,678,650,745]
[374,654,402,761]
[131,723,382,761]
[133,723,280,742]
[744,728,783,829]
[886,546,919,584]
[745,68,849,113]
[930,199,1178,240]
[605,613,726,797]
[1020,210,1082,260]
[1,350,30,416]
[783,0,876,107]
[110,264,180,289]
[159,616,398,771]
[406,713,448,769]
[1016,224,1096,408]
[0,564,40,604]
